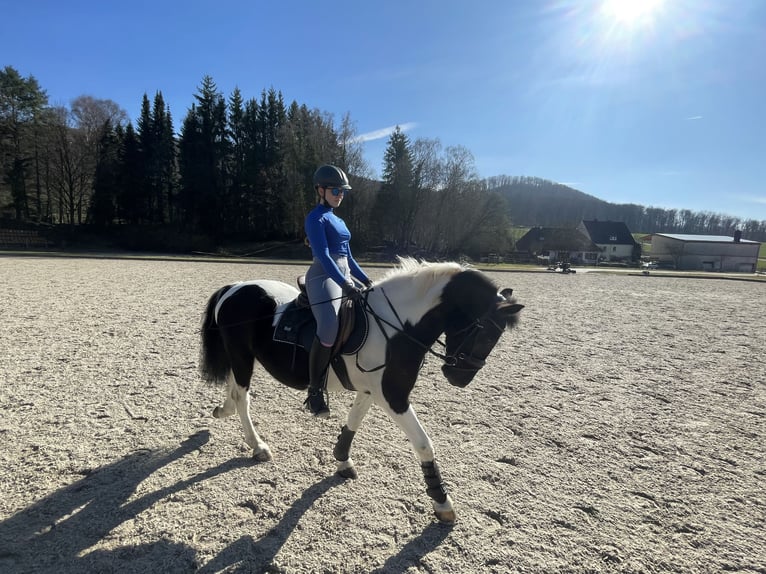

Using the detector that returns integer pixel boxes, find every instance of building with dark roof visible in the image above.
[577,220,639,262]
[515,226,600,264]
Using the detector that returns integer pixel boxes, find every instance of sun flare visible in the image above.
[602,0,665,26]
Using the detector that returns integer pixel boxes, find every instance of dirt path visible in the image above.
[0,256,764,573]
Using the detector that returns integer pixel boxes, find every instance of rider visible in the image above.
[303,164,372,417]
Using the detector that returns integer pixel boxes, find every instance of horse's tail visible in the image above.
[199,285,233,384]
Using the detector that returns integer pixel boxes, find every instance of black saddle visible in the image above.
[273,276,369,357]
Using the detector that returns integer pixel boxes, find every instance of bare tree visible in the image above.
[48,97,127,224]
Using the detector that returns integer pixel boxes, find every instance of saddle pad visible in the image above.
[273,300,314,346]
[340,300,369,355]
[272,298,369,355]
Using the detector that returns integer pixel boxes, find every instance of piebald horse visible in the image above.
[199,258,523,523]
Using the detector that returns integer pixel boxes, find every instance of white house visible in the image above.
[577,220,638,262]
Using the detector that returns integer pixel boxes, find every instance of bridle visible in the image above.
[440,312,505,375]
[357,286,502,375]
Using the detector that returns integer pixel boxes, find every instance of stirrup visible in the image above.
[305,388,330,418]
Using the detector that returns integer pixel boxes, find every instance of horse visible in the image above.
[199,258,523,523]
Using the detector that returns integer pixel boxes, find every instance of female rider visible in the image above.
[303,164,372,417]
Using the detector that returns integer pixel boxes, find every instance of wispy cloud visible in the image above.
[352,122,418,143]
[685,115,703,120]
[735,194,766,206]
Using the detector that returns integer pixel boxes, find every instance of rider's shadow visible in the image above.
[0,430,251,573]
[1,431,452,573]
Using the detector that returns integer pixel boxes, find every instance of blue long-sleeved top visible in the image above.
[305,204,369,288]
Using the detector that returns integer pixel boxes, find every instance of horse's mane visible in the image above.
[381,257,465,280]
[378,257,467,298]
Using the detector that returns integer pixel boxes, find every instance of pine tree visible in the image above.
[90,121,120,226]
[0,66,49,220]
[151,92,175,224]
[137,94,153,220]
[376,126,418,251]
[255,88,287,237]
[227,88,248,234]
[178,76,228,235]
[117,123,145,224]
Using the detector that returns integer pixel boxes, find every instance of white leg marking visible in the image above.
[383,404,456,522]
[212,376,238,418]
[346,393,374,432]
[384,404,435,462]
[333,393,373,479]
[223,380,271,461]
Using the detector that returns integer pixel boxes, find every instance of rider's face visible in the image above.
[322,186,345,207]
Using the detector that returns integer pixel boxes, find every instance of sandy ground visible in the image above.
[0,256,764,574]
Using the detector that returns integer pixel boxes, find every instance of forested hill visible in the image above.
[485,175,766,240]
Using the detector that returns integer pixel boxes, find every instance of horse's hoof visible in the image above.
[212,407,222,418]
[433,496,456,525]
[253,447,272,462]
[434,509,456,525]
[336,459,358,479]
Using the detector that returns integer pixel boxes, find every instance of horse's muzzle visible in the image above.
[441,364,478,387]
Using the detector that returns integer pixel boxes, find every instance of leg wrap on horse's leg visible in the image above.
[333,425,356,461]
[421,460,447,504]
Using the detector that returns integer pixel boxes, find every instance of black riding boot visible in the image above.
[305,337,332,417]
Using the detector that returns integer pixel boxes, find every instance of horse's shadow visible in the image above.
[196,474,345,573]
[0,430,452,573]
[197,476,452,573]
[370,523,452,573]
[0,430,251,573]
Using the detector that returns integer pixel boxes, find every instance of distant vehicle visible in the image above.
[642,261,658,269]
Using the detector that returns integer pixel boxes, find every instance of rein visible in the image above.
[356,286,488,374]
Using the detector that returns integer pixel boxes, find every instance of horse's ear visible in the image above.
[496,289,521,314]
[498,302,524,316]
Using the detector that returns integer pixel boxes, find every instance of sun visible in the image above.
[602,0,665,26]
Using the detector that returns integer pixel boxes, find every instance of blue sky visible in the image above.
[3,0,765,220]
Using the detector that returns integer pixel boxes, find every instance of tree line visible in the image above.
[0,66,515,256]
[2,65,764,256]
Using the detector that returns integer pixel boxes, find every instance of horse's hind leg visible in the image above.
[383,404,456,524]
[214,355,272,462]
[334,392,373,479]
[212,373,238,419]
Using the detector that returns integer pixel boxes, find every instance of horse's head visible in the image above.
[441,274,523,387]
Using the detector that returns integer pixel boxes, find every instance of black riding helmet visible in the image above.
[313,164,352,190]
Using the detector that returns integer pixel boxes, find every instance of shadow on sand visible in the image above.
[0,430,245,573]
[0,430,452,573]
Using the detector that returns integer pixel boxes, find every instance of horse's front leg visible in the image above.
[213,375,272,462]
[384,404,456,524]
[333,392,373,479]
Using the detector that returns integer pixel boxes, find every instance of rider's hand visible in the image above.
[343,284,363,302]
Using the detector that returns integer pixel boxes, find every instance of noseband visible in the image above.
[442,314,505,373]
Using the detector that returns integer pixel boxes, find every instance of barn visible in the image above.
[651,232,760,272]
